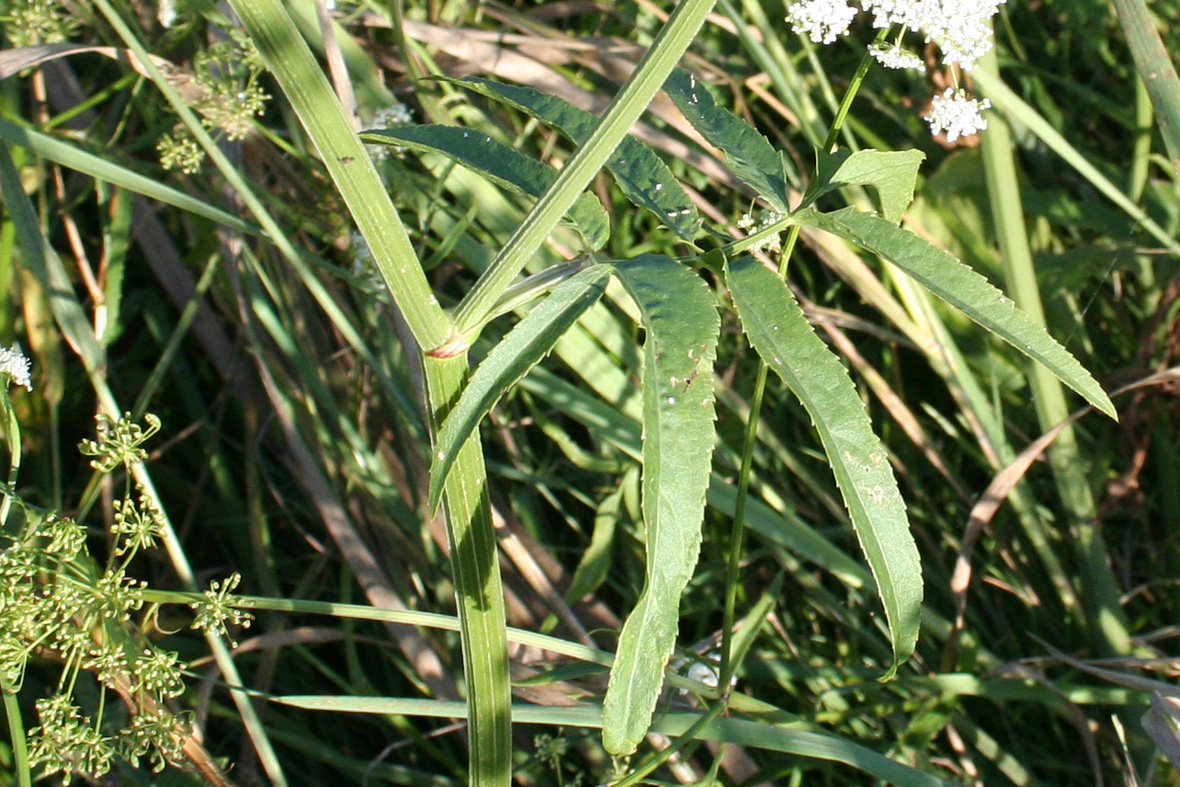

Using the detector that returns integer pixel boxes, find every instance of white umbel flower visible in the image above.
[924,87,991,142]
[372,102,413,127]
[157,0,178,28]
[869,43,926,71]
[786,0,859,45]
[0,344,32,392]
[860,0,1007,70]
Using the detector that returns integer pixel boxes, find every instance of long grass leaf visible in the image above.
[1111,0,1180,176]
[726,256,922,678]
[603,255,719,755]
[0,118,256,235]
[976,54,1132,658]
[271,698,952,785]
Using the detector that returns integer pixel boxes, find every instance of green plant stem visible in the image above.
[825,29,890,153]
[0,388,20,527]
[452,0,718,339]
[1,676,31,787]
[422,354,511,786]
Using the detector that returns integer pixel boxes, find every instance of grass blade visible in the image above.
[271,698,952,786]
[603,255,719,755]
[0,119,255,234]
[1111,0,1180,176]
[726,256,922,678]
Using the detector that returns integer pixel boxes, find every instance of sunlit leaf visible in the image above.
[793,206,1117,418]
[809,148,925,223]
[603,254,719,755]
[664,68,790,213]
[726,255,922,678]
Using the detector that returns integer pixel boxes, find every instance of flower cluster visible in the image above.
[0,343,33,392]
[78,412,161,473]
[365,101,415,161]
[924,86,992,142]
[0,413,251,783]
[786,0,1006,141]
[157,0,179,28]
[372,102,414,128]
[191,572,254,646]
[869,42,926,72]
[111,487,167,556]
[157,36,269,172]
[785,0,858,45]
[737,210,786,255]
[7,0,78,46]
[861,0,1007,71]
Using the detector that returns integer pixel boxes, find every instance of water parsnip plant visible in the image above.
[4,0,1177,784]
[228,0,1110,779]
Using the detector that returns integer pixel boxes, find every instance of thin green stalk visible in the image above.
[825,30,889,153]
[0,387,20,527]
[611,701,726,787]
[452,0,718,338]
[717,361,770,692]
[977,49,1130,657]
[141,589,616,666]
[129,251,222,422]
[1,670,30,787]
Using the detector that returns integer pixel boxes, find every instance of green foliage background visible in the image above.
[0,0,1178,785]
